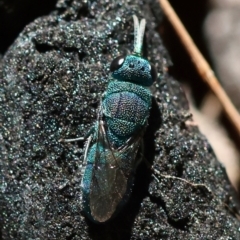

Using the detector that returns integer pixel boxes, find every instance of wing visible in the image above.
[89,120,144,222]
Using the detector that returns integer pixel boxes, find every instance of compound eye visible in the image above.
[110,55,125,72]
[150,63,157,82]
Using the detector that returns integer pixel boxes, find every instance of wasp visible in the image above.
[64,15,157,222]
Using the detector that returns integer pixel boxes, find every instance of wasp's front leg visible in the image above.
[59,125,95,143]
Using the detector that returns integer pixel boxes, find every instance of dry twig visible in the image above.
[159,0,240,136]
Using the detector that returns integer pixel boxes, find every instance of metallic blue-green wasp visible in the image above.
[64,15,157,222]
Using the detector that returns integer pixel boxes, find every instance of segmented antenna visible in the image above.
[133,15,146,56]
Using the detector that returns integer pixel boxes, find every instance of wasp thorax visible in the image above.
[111,55,157,87]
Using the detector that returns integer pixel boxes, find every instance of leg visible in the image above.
[80,135,93,189]
[62,137,85,142]
[134,140,145,169]
[59,125,95,143]
[83,135,92,164]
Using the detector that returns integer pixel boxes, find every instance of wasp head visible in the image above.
[110,55,157,86]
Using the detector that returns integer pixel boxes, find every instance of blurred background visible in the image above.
[1,0,239,191]
[161,0,240,193]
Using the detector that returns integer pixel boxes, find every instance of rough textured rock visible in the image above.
[0,0,240,239]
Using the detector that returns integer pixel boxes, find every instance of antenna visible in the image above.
[133,15,146,56]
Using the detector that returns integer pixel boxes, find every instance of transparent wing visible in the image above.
[89,120,144,222]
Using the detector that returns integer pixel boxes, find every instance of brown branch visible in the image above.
[159,0,240,136]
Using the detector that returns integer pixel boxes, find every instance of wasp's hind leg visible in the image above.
[135,140,145,168]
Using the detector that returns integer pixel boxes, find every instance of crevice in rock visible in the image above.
[35,43,56,53]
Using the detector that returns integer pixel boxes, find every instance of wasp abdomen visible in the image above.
[103,81,152,148]
[82,142,131,222]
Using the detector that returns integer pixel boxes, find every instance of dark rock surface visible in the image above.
[0,0,240,239]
